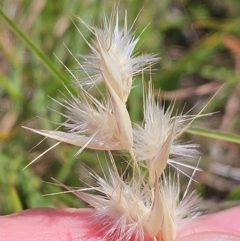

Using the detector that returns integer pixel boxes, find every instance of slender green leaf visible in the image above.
[0,9,71,90]
[187,127,240,144]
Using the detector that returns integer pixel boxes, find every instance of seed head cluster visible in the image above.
[26,7,202,241]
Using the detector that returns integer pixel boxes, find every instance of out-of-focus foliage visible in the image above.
[1,0,240,214]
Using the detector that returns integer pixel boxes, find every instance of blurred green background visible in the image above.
[1,0,240,215]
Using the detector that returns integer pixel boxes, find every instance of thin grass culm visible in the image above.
[25,6,204,241]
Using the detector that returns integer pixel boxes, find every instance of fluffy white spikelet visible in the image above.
[74,166,163,241]
[78,10,158,102]
[63,160,200,241]
[159,173,200,241]
[133,83,199,183]
[24,87,130,152]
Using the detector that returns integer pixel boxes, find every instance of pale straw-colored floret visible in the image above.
[133,83,199,184]
[159,173,200,241]
[25,89,125,152]
[74,166,163,241]
[61,160,200,241]
[77,10,158,103]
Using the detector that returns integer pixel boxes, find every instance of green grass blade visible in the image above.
[187,127,240,144]
[0,71,24,102]
[0,9,70,88]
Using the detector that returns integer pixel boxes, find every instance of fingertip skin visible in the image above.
[0,208,152,241]
[1,207,240,241]
[177,206,240,240]
[199,206,240,233]
[0,208,102,241]
[175,231,240,241]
